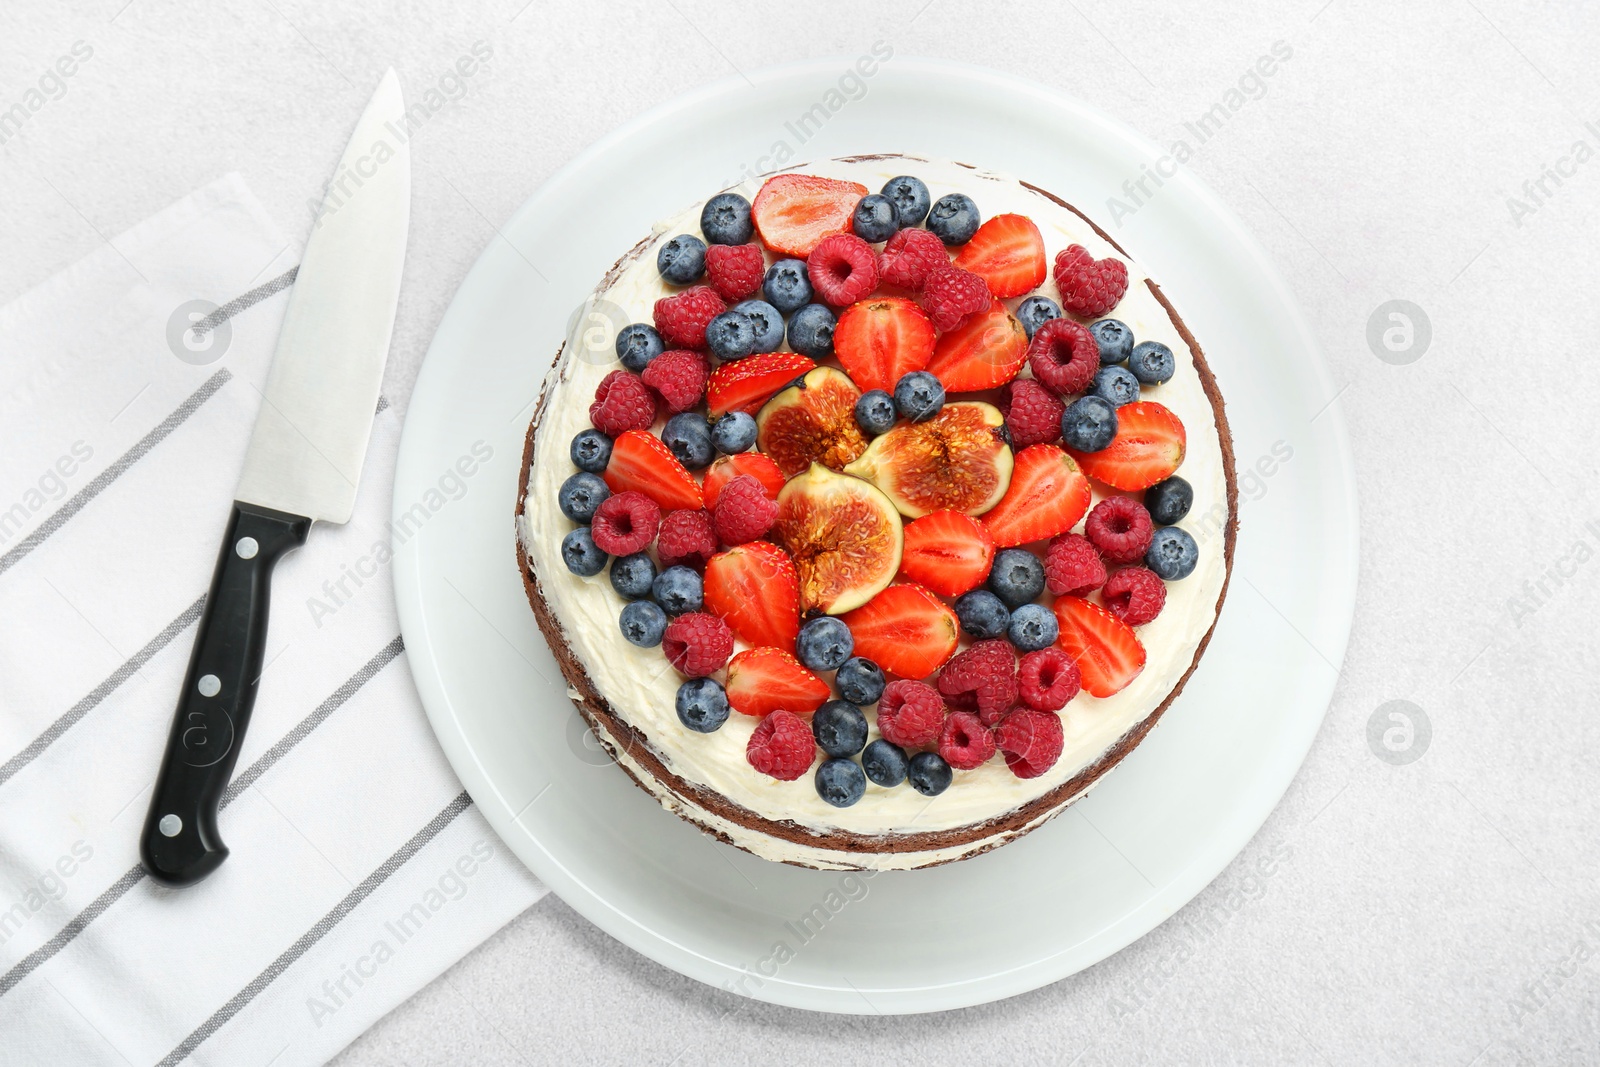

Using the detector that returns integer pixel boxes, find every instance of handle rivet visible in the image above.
[158,814,183,837]
[236,536,259,559]
[198,674,221,697]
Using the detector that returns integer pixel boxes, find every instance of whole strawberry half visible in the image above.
[953,213,1046,298]
[833,297,935,395]
[752,173,869,258]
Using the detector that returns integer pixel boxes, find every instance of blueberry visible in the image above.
[676,677,730,732]
[1088,319,1134,365]
[861,739,908,787]
[796,616,853,672]
[662,412,714,470]
[851,193,900,243]
[652,565,704,615]
[1016,295,1062,339]
[955,589,1010,640]
[812,700,869,757]
[1145,476,1194,526]
[1128,340,1175,385]
[732,299,784,353]
[608,552,656,600]
[1146,526,1198,580]
[908,751,953,796]
[620,600,667,646]
[1008,603,1059,652]
[705,309,756,362]
[1061,395,1118,452]
[987,547,1046,608]
[711,410,757,454]
[894,371,945,422]
[615,323,664,372]
[815,758,867,808]
[657,234,706,284]
[561,528,607,576]
[835,657,886,706]
[570,428,613,474]
[763,258,813,314]
[927,193,980,245]
[788,303,836,359]
[558,472,610,523]
[1092,365,1141,408]
[855,389,897,436]
[700,192,753,245]
[881,175,931,226]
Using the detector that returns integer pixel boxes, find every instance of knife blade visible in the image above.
[140,69,411,887]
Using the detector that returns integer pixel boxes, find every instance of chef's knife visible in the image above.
[140,70,411,887]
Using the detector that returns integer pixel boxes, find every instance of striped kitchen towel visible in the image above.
[0,173,545,1066]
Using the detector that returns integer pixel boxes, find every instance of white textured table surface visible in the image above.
[5,1,1598,1063]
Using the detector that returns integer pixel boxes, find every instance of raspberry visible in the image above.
[1017,648,1080,712]
[589,490,660,555]
[995,707,1065,778]
[588,370,657,437]
[657,508,717,570]
[1102,566,1167,626]
[919,265,989,332]
[1053,244,1129,318]
[641,349,709,414]
[662,611,733,678]
[704,243,765,303]
[936,639,1018,725]
[877,227,949,290]
[1027,319,1099,396]
[746,709,816,781]
[1045,532,1107,596]
[653,285,726,349]
[998,378,1065,449]
[876,679,945,749]
[938,710,997,771]
[807,233,879,306]
[712,474,777,546]
[1085,496,1153,564]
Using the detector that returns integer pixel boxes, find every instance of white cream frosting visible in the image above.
[520,157,1229,870]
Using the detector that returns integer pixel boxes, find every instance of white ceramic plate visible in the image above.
[393,58,1357,1014]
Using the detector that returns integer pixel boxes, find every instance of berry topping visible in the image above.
[588,370,657,437]
[641,349,710,414]
[752,173,869,258]
[815,758,867,807]
[651,565,704,616]
[726,647,830,717]
[880,175,931,226]
[834,297,935,395]
[703,541,801,650]
[796,616,854,672]
[812,700,869,758]
[899,510,996,598]
[1061,395,1119,453]
[807,233,881,306]
[608,552,655,599]
[590,491,661,556]
[676,677,730,733]
[712,473,779,545]
[705,242,765,303]
[570,428,613,473]
[995,707,1065,779]
[1007,602,1059,652]
[661,412,714,470]
[1091,365,1141,408]
[656,508,718,570]
[954,589,1010,641]
[854,389,897,436]
[732,299,785,353]
[1027,319,1100,396]
[927,193,980,245]
[918,265,990,332]
[615,322,664,372]
[876,679,946,748]
[1102,565,1167,625]
[1086,496,1154,564]
[1053,596,1146,697]
[657,233,706,285]
[1128,340,1175,385]
[998,378,1064,450]
[762,258,814,313]
[711,410,758,454]
[1088,318,1134,364]
[981,444,1092,548]
[1067,400,1186,491]
[561,528,607,576]
[1145,526,1199,581]
[619,599,667,646]
[701,191,754,245]
[746,709,817,781]
[876,226,949,291]
[861,738,909,786]
[1052,244,1129,318]
[939,711,997,771]
[1145,475,1193,526]
[952,213,1047,298]
[851,193,901,243]
[936,639,1018,723]
[1044,532,1108,596]
[1017,647,1080,712]
[839,584,960,679]
[653,285,726,349]
[705,351,816,417]
[986,547,1046,608]
[704,309,756,361]
[893,370,945,422]
[661,612,734,678]
[1015,295,1062,339]
[908,751,953,795]
[702,452,785,508]
[925,299,1028,393]
[787,303,837,359]
[835,656,886,707]
[558,472,610,523]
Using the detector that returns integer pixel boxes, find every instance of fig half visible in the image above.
[755,366,868,478]
[843,402,1014,519]
[774,463,904,615]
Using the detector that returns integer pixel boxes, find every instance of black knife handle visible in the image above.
[140,501,310,887]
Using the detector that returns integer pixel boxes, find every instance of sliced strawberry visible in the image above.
[702,452,785,509]
[833,297,936,395]
[705,352,816,417]
[899,510,995,597]
[925,299,1028,393]
[1053,596,1146,697]
[1067,401,1187,491]
[981,444,1092,548]
[725,647,830,717]
[838,583,959,680]
[751,173,869,257]
[603,429,703,511]
[703,542,801,650]
[952,213,1046,298]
